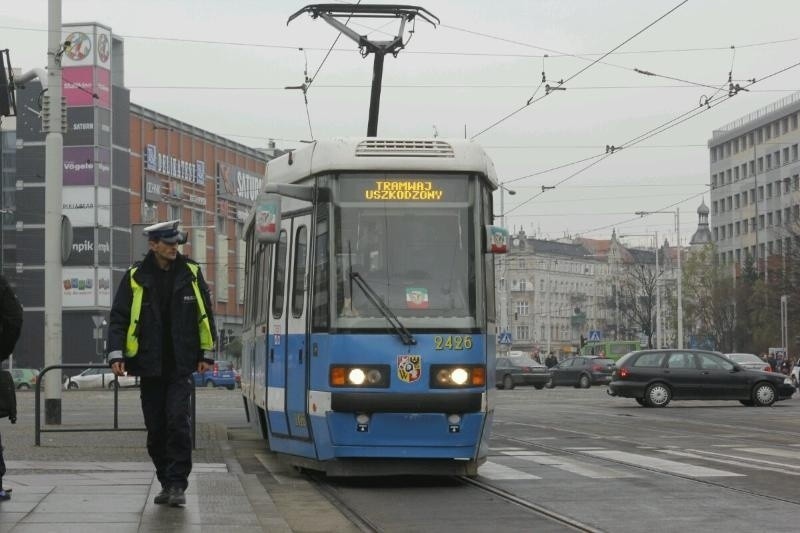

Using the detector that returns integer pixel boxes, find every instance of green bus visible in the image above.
[579,340,641,360]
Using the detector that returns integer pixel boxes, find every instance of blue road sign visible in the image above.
[588,330,601,342]
[498,332,513,345]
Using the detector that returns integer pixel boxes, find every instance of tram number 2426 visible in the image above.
[433,335,473,350]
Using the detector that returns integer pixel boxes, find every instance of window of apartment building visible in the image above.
[515,301,529,316]
[794,175,800,190]
[713,227,719,241]
[169,204,181,221]
[712,201,718,215]
[767,183,772,198]
[711,174,717,188]
[748,132,755,146]
[735,221,741,235]
[793,113,799,130]
[742,193,748,207]
[785,178,791,194]
[775,151,781,166]
[727,223,733,238]
[726,169,732,183]
[783,147,789,164]
[757,128,764,144]
[725,142,731,156]
[768,212,773,226]
[735,249,741,263]
[775,180,782,196]
[734,167,739,181]
[768,241,774,255]
[774,122,780,137]
[777,210,783,226]
[539,279,544,291]
[794,205,800,222]
[749,160,755,176]
[783,117,789,134]
[750,188,756,203]
[766,154,772,169]
[720,226,726,240]
[758,157,764,173]
[751,217,757,231]
[734,138,740,153]
[786,237,792,255]
[743,219,748,233]
[519,279,527,291]
[759,214,765,230]
[515,325,529,340]
[777,239,783,256]
[758,186,764,201]
[711,148,717,162]
[785,207,791,224]
[727,197,732,211]
[760,243,766,260]
[765,125,772,140]
[734,194,740,208]
[741,163,747,179]
[793,144,799,161]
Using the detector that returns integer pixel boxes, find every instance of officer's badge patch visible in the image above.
[397,354,421,383]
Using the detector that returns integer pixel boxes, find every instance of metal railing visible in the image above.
[35,363,196,448]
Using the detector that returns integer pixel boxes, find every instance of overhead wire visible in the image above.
[470,0,690,140]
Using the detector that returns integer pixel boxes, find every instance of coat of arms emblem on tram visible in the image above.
[397,354,421,383]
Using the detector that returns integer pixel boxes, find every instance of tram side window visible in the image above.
[243,232,255,327]
[272,230,289,318]
[482,186,495,322]
[255,243,271,324]
[291,226,308,318]
[312,217,330,329]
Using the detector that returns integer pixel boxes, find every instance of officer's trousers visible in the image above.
[140,374,193,491]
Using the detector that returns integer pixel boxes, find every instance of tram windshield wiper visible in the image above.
[350,271,416,346]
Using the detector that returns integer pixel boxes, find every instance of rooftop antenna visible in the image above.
[288,4,439,137]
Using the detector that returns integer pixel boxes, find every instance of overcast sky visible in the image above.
[4,0,800,247]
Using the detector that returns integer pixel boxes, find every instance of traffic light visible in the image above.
[580,334,587,349]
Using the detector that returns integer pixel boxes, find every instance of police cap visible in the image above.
[142,220,188,244]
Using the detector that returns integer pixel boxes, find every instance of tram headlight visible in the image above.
[430,365,486,388]
[330,365,390,388]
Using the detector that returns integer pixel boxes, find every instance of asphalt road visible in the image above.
[5,385,800,532]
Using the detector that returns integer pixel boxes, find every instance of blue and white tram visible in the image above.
[240,138,508,476]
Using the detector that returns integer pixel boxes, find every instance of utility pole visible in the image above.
[44,0,64,424]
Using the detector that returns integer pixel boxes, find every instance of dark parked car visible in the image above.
[546,356,615,388]
[495,356,523,390]
[608,349,795,408]
[508,356,549,389]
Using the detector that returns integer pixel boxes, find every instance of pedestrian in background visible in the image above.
[107,220,216,507]
[0,273,24,502]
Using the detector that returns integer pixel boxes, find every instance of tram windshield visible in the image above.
[334,173,477,329]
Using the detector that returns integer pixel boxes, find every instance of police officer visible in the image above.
[107,220,216,507]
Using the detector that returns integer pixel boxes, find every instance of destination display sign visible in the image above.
[339,174,468,202]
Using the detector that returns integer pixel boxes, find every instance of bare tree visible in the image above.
[618,264,658,348]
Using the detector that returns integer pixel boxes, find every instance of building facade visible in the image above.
[1,24,273,369]
[709,92,800,271]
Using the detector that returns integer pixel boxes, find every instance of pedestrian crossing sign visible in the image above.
[498,332,512,345]
[588,330,601,342]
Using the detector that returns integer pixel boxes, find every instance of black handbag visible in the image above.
[0,370,17,423]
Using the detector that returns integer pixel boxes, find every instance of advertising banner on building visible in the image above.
[63,186,110,227]
[97,147,111,186]
[97,267,112,307]
[63,147,95,185]
[62,66,95,107]
[145,144,205,186]
[62,24,112,70]
[64,106,96,146]
[62,267,96,307]
[96,107,111,146]
[217,161,261,203]
[65,227,98,266]
[144,176,163,202]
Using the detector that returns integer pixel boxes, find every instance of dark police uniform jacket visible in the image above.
[107,251,216,377]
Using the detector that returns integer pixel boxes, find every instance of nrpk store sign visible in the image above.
[145,144,205,186]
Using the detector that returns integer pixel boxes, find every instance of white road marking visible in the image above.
[515,454,637,479]
[660,449,800,476]
[584,450,744,477]
[478,461,541,480]
[734,447,800,460]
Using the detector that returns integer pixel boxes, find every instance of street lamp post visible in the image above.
[497,183,516,342]
[635,209,683,349]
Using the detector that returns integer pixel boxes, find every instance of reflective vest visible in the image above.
[125,262,214,357]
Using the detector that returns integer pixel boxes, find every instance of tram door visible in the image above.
[266,215,311,439]
[285,215,311,439]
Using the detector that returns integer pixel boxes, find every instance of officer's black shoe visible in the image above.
[168,487,186,507]
[153,488,170,505]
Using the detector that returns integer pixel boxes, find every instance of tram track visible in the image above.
[305,472,385,533]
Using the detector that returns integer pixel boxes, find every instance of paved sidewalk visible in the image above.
[0,390,294,532]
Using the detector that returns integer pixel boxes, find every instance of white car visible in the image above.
[791,364,800,388]
[64,367,137,390]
